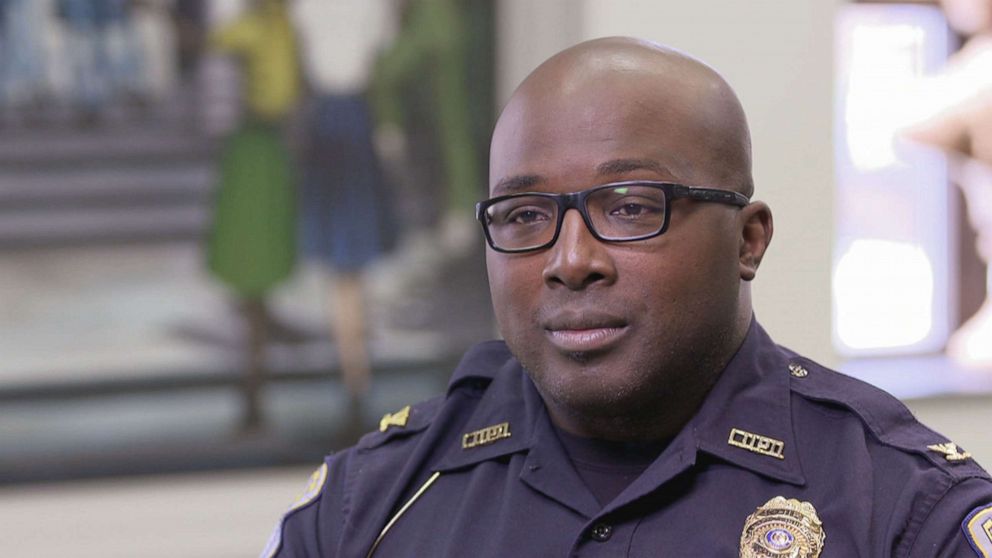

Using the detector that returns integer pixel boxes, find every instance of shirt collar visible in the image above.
[436,347,602,516]
[435,345,537,471]
[688,319,806,486]
[434,320,806,486]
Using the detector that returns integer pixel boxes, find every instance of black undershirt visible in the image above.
[553,425,670,507]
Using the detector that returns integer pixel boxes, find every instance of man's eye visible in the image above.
[610,201,662,218]
[506,207,552,225]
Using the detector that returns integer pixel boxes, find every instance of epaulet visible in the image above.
[356,395,444,451]
[785,354,990,481]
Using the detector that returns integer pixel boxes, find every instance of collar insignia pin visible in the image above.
[927,442,972,463]
[740,496,825,558]
[728,428,786,460]
[462,422,511,449]
[379,405,411,432]
[788,363,809,378]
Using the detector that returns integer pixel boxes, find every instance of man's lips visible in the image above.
[546,326,628,353]
[542,312,629,353]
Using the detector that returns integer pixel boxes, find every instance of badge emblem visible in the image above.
[740,496,825,558]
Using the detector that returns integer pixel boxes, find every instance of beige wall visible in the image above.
[497,0,841,366]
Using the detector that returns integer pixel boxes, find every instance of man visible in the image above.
[262,37,992,557]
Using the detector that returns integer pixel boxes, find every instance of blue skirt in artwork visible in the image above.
[299,94,396,272]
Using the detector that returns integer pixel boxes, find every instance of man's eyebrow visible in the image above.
[596,158,671,177]
[492,159,670,195]
[492,174,544,195]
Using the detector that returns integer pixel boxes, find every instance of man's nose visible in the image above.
[542,209,618,290]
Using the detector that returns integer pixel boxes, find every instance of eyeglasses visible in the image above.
[475,180,750,253]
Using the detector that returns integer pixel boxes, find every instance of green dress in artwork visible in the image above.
[206,0,300,298]
[207,122,296,299]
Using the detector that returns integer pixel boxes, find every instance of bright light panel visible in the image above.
[833,5,953,356]
[834,239,934,349]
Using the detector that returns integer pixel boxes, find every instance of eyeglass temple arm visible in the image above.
[683,187,750,207]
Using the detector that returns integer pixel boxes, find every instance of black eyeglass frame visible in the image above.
[475,180,751,254]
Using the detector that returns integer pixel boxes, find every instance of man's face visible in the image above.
[487,74,747,425]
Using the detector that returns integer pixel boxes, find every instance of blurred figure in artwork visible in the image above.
[904,0,992,367]
[291,0,398,430]
[372,0,483,261]
[0,0,52,124]
[56,0,149,125]
[170,0,207,126]
[207,0,302,431]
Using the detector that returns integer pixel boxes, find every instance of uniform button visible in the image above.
[589,523,613,542]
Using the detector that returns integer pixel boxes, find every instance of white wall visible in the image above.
[495,0,584,102]
[497,0,841,366]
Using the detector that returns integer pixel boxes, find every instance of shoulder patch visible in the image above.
[292,462,329,511]
[259,463,329,558]
[964,503,992,558]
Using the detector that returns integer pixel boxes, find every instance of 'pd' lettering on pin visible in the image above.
[462,422,511,449]
[728,428,785,460]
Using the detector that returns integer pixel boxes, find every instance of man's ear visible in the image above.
[739,201,773,281]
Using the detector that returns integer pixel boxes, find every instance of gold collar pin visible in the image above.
[462,422,511,449]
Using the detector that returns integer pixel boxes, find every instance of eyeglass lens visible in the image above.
[485,184,667,251]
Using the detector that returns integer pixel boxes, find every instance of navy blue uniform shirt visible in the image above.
[262,322,992,557]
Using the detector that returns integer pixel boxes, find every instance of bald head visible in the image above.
[492,37,754,197]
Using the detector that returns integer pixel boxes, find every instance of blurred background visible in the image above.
[1,0,991,556]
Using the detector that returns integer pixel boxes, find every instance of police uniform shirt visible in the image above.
[263,321,992,557]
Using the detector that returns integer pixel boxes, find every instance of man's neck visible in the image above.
[544,368,722,442]
[543,319,750,443]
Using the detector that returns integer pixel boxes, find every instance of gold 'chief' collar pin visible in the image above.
[462,422,511,449]
[728,428,785,460]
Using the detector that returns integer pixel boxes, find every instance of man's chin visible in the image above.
[533,365,642,411]
[562,347,610,364]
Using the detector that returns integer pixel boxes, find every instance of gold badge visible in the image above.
[788,363,808,378]
[927,442,972,463]
[728,428,786,460]
[462,422,511,449]
[379,405,411,432]
[740,496,825,558]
